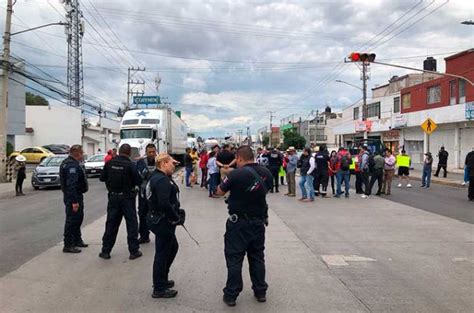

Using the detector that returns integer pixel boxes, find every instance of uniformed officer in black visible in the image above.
[136,143,157,244]
[146,153,184,299]
[59,144,89,253]
[99,144,142,260]
[216,145,273,307]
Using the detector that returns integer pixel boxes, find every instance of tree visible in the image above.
[25,92,49,106]
[283,129,305,150]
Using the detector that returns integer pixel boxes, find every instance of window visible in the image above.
[141,119,160,124]
[120,129,152,139]
[393,96,400,113]
[367,102,381,118]
[122,119,139,125]
[402,93,411,109]
[427,85,441,104]
[21,148,33,153]
[449,80,456,105]
[353,107,359,120]
[32,148,43,153]
[459,79,466,103]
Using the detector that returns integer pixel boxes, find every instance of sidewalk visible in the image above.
[1,183,472,312]
[0,179,34,199]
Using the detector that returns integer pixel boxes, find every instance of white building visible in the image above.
[15,104,120,158]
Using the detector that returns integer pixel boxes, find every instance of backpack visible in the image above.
[340,154,350,171]
[368,153,376,172]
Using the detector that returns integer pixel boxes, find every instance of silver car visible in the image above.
[31,155,68,190]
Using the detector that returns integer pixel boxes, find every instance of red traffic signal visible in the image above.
[348,52,376,63]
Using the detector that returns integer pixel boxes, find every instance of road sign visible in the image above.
[133,96,161,105]
[421,117,437,134]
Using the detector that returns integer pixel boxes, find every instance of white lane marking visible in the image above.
[322,255,377,266]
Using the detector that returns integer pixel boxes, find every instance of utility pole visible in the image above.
[127,66,146,109]
[267,110,276,147]
[362,61,369,140]
[0,0,13,183]
[65,0,84,108]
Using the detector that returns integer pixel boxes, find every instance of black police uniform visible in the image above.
[267,149,283,193]
[219,163,273,302]
[100,155,142,255]
[136,157,156,242]
[146,169,183,294]
[314,150,330,196]
[60,156,89,249]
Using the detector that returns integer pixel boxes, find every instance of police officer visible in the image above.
[136,143,157,244]
[314,144,330,197]
[267,147,283,193]
[146,153,184,299]
[60,144,89,253]
[99,144,142,260]
[216,145,273,307]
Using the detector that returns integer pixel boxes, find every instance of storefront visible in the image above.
[382,130,400,154]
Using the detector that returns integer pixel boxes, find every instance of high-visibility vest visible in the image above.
[350,156,358,170]
[396,155,410,168]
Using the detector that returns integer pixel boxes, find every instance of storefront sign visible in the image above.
[392,115,407,128]
[383,130,400,141]
[466,102,474,120]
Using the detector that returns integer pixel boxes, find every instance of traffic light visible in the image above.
[348,52,376,63]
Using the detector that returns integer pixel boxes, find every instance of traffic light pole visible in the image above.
[362,61,368,140]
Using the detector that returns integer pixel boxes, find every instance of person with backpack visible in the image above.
[334,147,352,198]
[367,151,385,196]
[359,146,371,199]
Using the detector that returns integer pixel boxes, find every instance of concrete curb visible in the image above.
[397,175,465,188]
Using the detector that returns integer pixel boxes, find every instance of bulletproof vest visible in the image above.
[60,156,88,194]
[268,151,281,168]
[106,156,133,193]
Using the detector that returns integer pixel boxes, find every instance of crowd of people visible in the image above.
[183,144,474,202]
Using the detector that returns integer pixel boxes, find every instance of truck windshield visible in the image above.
[120,129,152,139]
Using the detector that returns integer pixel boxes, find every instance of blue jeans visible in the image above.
[185,167,193,187]
[209,173,219,196]
[422,166,432,187]
[299,175,308,199]
[305,175,315,200]
[336,170,350,196]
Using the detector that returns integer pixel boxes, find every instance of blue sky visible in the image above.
[2,0,473,138]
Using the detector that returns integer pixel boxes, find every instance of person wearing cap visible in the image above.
[59,145,89,253]
[285,147,298,197]
[434,146,449,178]
[146,153,184,299]
[99,144,143,260]
[14,155,27,196]
[421,152,434,189]
[216,145,273,306]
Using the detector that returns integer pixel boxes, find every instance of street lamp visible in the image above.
[461,20,474,25]
[335,79,363,91]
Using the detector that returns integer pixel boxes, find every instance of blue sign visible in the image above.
[133,96,161,105]
[466,102,474,120]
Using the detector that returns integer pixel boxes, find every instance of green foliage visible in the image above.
[262,135,269,147]
[283,129,306,150]
[25,92,49,106]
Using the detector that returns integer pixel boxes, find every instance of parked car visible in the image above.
[31,155,68,190]
[9,146,54,163]
[43,144,69,155]
[84,154,106,177]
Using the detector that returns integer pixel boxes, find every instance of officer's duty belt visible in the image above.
[228,213,264,223]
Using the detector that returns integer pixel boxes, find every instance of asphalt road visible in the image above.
[382,182,474,224]
[0,178,107,277]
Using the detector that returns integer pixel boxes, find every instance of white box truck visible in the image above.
[119,108,187,161]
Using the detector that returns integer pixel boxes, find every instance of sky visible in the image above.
[2,0,473,138]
